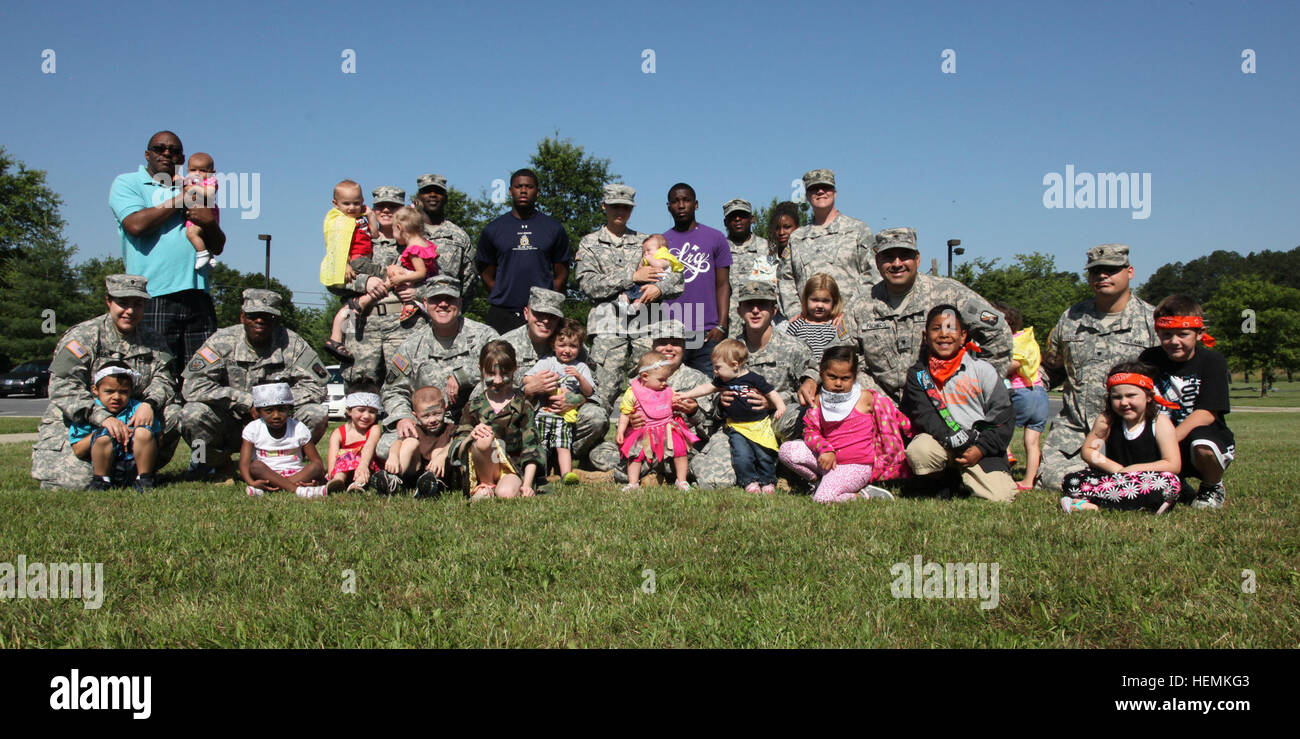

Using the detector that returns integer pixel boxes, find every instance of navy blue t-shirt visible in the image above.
[713,370,776,424]
[476,211,571,310]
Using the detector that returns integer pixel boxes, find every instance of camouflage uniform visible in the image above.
[342,186,424,385]
[1037,245,1158,490]
[575,184,685,412]
[780,170,877,311]
[844,228,1013,404]
[416,174,479,303]
[588,321,717,479]
[378,292,498,458]
[32,275,181,489]
[180,290,328,459]
[692,284,819,488]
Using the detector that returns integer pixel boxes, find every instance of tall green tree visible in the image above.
[1206,276,1300,396]
[208,263,311,340]
[1138,247,1300,305]
[75,256,126,317]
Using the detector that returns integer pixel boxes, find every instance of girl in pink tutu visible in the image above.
[387,206,438,321]
[325,387,382,492]
[616,351,699,491]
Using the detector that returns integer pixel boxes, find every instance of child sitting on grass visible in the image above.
[900,305,1018,502]
[69,362,161,492]
[325,385,382,493]
[1060,361,1183,514]
[380,385,454,498]
[450,342,543,500]
[779,346,911,502]
[239,382,326,499]
[1140,295,1236,510]
[525,318,595,485]
[677,339,786,494]
[616,351,699,492]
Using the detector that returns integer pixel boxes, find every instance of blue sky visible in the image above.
[2,0,1296,308]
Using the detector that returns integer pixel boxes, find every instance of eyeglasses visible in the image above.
[148,144,183,155]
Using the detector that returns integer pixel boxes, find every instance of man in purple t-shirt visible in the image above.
[661,183,731,374]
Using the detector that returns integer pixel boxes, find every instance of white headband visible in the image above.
[93,366,139,386]
[345,392,381,410]
[251,382,294,408]
[641,359,673,373]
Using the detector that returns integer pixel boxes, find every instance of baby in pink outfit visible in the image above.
[184,152,220,270]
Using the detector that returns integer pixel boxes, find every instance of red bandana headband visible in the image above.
[1106,372,1180,409]
[1154,316,1215,347]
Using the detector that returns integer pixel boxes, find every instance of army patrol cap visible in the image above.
[105,274,151,300]
[736,281,779,304]
[527,286,565,317]
[372,186,406,206]
[416,174,448,193]
[1085,243,1131,269]
[874,228,919,255]
[802,168,836,190]
[424,275,462,300]
[241,288,283,317]
[722,198,753,218]
[602,183,636,206]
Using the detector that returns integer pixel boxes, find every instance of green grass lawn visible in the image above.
[0,415,1296,648]
[0,417,38,435]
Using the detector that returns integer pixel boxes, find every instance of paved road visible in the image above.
[0,397,47,417]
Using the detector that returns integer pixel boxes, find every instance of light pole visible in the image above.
[258,234,271,288]
[947,239,965,278]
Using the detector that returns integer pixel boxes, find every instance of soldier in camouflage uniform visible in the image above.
[33,275,181,489]
[691,282,820,488]
[779,168,878,313]
[496,287,608,467]
[180,289,328,469]
[341,185,425,385]
[844,228,1013,403]
[414,174,478,302]
[377,275,498,460]
[1036,244,1158,491]
[589,319,717,481]
[721,198,784,321]
[575,183,685,412]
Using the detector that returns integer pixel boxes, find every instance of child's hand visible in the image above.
[520,485,535,498]
[345,265,357,282]
[773,405,785,420]
[365,205,376,221]
[818,451,837,471]
[471,423,494,441]
[616,429,625,445]
[353,468,370,487]
[428,456,445,478]
[564,366,580,377]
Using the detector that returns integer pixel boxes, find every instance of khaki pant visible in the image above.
[905,433,1017,503]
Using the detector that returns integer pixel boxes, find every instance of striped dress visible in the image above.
[784,318,843,362]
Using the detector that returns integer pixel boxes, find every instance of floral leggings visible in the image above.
[1062,468,1182,510]
[779,441,874,503]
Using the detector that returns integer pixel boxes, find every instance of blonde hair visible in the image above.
[801,273,844,320]
[710,338,748,366]
[333,179,360,199]
[393,206,425,236]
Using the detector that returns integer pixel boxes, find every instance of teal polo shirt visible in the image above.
[109,165,210,298]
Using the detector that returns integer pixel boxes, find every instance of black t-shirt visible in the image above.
[713,370,776,424]
[475,211,571,310]
[1138,346,1231,428]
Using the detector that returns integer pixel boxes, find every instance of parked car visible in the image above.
[326,365,346,420]
[0,360,51,398]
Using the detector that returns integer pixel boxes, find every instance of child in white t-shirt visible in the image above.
[239,382,327,498]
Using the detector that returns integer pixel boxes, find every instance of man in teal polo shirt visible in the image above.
[110,130,226,365]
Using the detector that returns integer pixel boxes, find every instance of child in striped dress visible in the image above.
[783,273,848,363]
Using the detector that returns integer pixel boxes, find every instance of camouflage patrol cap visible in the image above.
[722,198,753,218]
[1085,243,1131,269]
[424,275,461,300]
[874,228,919,255]
[241,288,282,316]
[105,274,150,300]
[735,280,778,304]
[647,319,687,341]
[802,169,836,189]
[527,286,565,317]
[372,186,406,206]
[416,174,448,193]
[602,184,636,206]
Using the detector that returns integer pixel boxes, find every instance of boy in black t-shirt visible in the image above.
[1139,295,1236,509]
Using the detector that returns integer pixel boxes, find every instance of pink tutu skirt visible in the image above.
[620,417,700,463]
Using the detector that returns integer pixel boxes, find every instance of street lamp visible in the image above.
[947,239,965,278]
[257,234,273,288]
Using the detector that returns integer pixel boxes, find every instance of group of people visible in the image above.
[29,130,1237,511]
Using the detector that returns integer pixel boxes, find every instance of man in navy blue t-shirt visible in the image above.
[475,169,572,334]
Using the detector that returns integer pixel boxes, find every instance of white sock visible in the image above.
[195,250,211,269]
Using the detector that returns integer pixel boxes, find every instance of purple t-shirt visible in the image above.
[662,223,732,332]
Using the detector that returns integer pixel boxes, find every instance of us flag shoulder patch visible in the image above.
[65,340,88,358]
[392,353,410,374]
[198,347,221,364]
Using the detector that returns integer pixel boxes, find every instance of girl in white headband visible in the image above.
[239,382,327,499]
[326,385,383,493]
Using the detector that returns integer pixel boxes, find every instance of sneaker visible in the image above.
[744,482,761,494]
[246,485,264,497]
[195,250,211,269]
[1191,482,1226,510]
[296,485,327,499]
[674,480,691,491]
[760,484,776,495]
[89,477,112,491]
[345,481,367,493]
[414,470,444,499]
[621,483,641,492]
[133,473,156,492]
[370,470,401,496]
[861,485,895,501]
[563,472,580,485]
